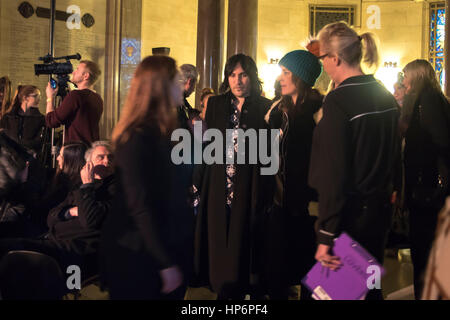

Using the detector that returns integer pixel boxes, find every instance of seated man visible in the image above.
[0,141,115,281]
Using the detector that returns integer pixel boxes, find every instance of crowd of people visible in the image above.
[0,20,449,300]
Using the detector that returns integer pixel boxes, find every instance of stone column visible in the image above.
[103,0,122,140]
[226,0,258,60]
[195,0,222,106]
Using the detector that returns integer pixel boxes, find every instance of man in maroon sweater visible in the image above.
[45,60,103,144]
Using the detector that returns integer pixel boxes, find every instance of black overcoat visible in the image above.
[193,91,272,295]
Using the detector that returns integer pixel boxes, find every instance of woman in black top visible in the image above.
[401,59,450,299]
[0,85,46,156]
[100,55,193,299]
[264,50,322,299]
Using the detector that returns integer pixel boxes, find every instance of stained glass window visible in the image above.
[310,6,355,36]
[430,2,445,89]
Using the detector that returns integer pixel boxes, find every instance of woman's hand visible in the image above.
[315,243,342,271]
[160,266,183,294]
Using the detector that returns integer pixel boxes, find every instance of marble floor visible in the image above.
[72,248,415,300]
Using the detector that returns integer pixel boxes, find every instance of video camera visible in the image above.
[34,53,81,76]
[34,53,81,99]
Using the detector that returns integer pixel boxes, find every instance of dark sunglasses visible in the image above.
[318,53,329,60]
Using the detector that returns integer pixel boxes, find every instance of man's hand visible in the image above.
[46,82,57,99]
[69,206,78,217]
[315,243,342,271]
[46,82,58,114]
[160,266,183,294]
[81,161,94,184]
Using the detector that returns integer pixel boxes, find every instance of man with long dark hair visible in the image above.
[193,53,272,299]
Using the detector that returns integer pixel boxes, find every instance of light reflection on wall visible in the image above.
[260,59,281,99]
[375,61,401,93]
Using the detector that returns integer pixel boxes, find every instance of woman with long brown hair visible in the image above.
[264,50,322,299]
[0,76,12,119]
[0,85,46,155]
[100,55,194,299]
[401,59,450,299]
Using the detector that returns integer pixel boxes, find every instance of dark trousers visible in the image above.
[342,195,393,300]
[408,205,439,300]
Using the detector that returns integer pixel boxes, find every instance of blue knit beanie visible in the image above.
[279,50,322,87]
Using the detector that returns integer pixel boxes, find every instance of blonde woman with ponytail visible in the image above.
[308,22,401,300]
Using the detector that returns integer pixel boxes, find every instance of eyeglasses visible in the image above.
[318,53,329,60]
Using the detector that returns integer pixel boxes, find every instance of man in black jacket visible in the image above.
[193,54,273,299]
[177,64,200,131]
[0,141,115,279]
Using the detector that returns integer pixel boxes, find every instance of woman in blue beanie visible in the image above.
[263,49,323,299]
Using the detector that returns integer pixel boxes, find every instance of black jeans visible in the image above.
[342,195,393,300]
[408,204,439,300]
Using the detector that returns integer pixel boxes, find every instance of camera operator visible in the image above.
[45,60,103,145]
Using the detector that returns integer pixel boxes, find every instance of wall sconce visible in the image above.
[384,61,398,68]
[261,58,281,99]
[152,47,170,56]
[269,58,279,64]
[375,60,401,94]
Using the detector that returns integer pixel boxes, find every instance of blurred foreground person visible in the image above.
[422,197,450,300]
[100,56,193,300]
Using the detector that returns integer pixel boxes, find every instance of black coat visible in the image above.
[0,105,45,154]
[46,174,116,255]
[265,93,322,286]
[100,126,194,299]
[309,75,400,259]
[193,91,272,296]
[404,87,450,209]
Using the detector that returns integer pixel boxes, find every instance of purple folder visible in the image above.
[302,232,385,300]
